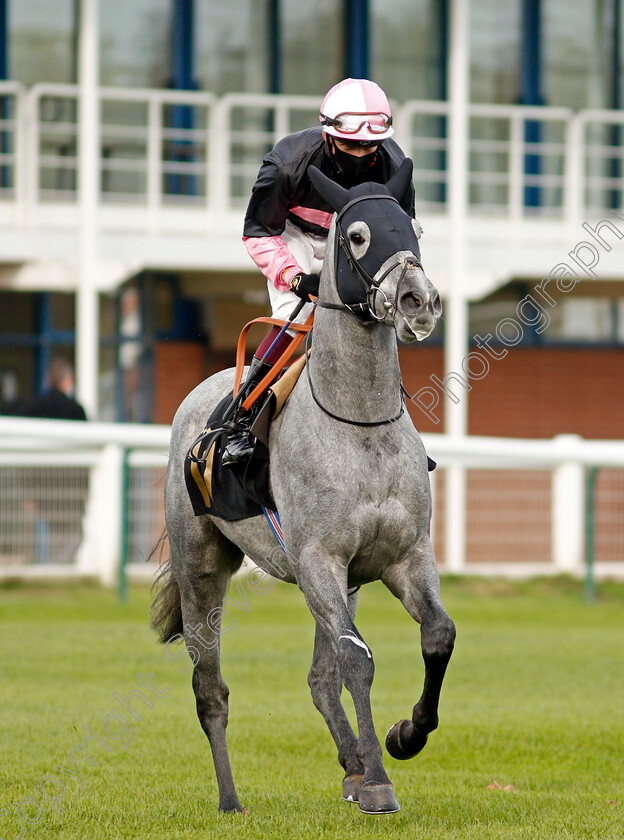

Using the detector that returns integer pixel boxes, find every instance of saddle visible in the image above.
[184,315,313,521]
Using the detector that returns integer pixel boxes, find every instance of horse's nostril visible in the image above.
[401,292,422,313]
[401,293,422,311]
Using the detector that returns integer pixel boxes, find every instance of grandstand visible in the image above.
[0,0,623,581]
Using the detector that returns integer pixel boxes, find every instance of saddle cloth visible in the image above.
[184,353,308,520]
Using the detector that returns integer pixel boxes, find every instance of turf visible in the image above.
[1,576,623,839]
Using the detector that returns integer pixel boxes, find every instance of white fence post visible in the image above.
[551,435,586,575]
[445,464,467,572]
[78,442,124,586]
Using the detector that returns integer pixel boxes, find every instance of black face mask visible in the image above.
[331,144,379,185]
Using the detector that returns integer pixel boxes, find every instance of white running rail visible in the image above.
[1,417,623,584]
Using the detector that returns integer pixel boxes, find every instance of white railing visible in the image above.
[0,417,169,585]
[1,417,623,585]
[0,82,623,237]
[424,433,624,578]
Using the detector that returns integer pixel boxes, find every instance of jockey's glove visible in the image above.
[289,272,320,302]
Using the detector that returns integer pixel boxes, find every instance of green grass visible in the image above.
[1,576,623,839]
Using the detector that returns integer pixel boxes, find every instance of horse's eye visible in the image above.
[350,232,365,245]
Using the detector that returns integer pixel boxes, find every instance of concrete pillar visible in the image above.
[77,443,124,585]
[552,435,585,574]
[444,0,470,572]
[76,0,100,418]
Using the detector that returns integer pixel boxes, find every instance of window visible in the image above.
[196,0,269,94]
[100,0,170,88]
[372,0,444,102]
[470,0,521,104]
[9,0,75,84]
[543,1,602,109]
[282,0,342,96]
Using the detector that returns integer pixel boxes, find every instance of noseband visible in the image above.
[316,193,423,324]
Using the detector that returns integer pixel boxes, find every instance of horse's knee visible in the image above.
[337,632,374,690]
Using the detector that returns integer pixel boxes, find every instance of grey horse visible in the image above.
[152,159,456,815]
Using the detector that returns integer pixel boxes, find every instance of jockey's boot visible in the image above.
[221,358,273,467]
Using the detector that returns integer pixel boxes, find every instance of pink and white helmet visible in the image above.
[320,78,394,142]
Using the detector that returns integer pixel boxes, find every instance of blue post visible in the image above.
[0,0,7,79]
[168,0,197,196]
[436,0,449,206]
[609,0,622,210]
[172,0,195,90]
[268,0,281,93]
[344,0,369,79]
[34,293,52,395]
[0,0,8,191]
[520,0,544,209]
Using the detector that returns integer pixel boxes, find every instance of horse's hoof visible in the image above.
[357,782,400,814]
[342,773,364,803]
[386,719,428,760]
[218,803,249,815]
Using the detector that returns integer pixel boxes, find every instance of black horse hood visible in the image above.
[308,159,422,310]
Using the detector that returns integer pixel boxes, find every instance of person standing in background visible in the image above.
[19,357,87,563]
[23,357,87,421]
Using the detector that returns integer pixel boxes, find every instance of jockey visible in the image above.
[223,78,415,465]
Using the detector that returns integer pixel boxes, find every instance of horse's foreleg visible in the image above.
[308,590,364,802]
[297,554,399,814]
[382,539,456,761]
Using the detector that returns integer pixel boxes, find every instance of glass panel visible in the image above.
[543,298,616,343]
[372,0,443,101]
[100,0,170,87]
[50,293,75,332]
[282,0,341,96]
[470,0,521,104]
[196,0,269,94]
[9,0,75,84]
[543,0,602,109]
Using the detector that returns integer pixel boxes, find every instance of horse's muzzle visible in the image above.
[397,287,441,341]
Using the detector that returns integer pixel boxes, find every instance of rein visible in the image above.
[304,321,405,427]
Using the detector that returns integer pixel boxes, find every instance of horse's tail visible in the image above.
[149,529,184,643]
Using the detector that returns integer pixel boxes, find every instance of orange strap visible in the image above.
[233,311,315,410]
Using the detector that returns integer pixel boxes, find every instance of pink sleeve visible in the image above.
[242,235,302,291]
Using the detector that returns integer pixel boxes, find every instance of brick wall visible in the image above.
[399,345,624,439]
[153,341,207,425]
[400,344,624,565]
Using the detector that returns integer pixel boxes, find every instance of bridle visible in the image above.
[307,192,425,426]
[315,193,423,325]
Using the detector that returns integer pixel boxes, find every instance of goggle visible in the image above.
[320,111,393,135]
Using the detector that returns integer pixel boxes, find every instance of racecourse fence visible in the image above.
[0,417,623,585]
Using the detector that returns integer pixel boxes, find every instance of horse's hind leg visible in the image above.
[382,538,456,760]
[173,521,247,813]
[308,589,364,802]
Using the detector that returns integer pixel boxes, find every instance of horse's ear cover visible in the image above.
[308,165,349,212]
[385,158,414,205]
